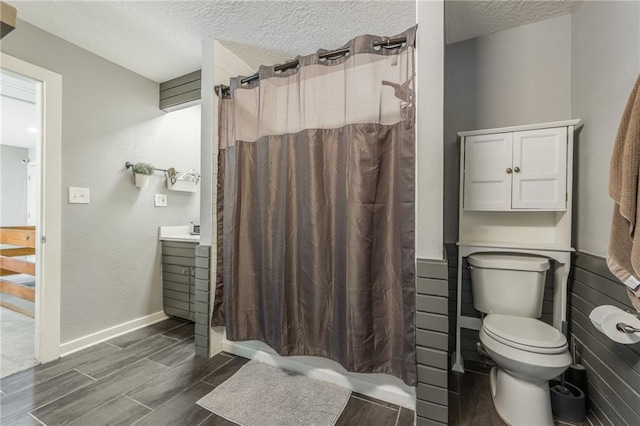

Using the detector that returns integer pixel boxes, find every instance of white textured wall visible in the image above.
[0,145,29,226]
[1,21,200,343]
[200,40,255,248]
[571,1,640,257]
[202,40,256,354]
[416,0,445,260]
[443,14,572,242]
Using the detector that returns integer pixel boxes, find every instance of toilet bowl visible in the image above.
[467,253,571,426]
[480,314,572,425]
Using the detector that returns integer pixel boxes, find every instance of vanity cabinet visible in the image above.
[161,240,197,321]
[463,127,567,211]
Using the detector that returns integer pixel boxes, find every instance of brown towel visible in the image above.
[608,73,640,303]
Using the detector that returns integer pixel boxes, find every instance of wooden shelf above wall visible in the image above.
[459,210,573,249]
[457,241,575,252]
[457,119,582,137]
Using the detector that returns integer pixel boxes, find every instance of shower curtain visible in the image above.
[214,26,417,385]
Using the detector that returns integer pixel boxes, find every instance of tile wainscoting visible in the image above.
[416,254,450,425]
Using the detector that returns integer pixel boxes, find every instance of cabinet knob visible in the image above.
[514,167,521,173]
[506,168,513,174]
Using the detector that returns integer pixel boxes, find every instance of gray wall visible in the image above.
[444,14,572,242]
[1,21,201,343]
[0,145,29,226]
[570,252,640,425]
[568,2,640,424]
[571,1,640,257]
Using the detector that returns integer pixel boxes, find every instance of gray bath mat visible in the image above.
[196,360,351,426]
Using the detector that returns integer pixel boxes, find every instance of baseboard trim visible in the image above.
[222,339,416,410]
[59,311,169,357]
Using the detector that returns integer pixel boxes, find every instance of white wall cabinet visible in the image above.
[463,127,567,211]
[463,133,513,211]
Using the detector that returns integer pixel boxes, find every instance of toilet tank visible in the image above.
[468,253,550,318]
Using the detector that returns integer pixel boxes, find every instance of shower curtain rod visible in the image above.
[216,36,408,96]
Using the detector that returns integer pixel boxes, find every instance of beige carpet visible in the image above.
[197,360,351,426]
[1,307,37,378]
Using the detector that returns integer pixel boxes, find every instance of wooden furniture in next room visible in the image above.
[0,226,36,317]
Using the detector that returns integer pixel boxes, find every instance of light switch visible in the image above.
[68,187,90,204]
[155,193,167,207]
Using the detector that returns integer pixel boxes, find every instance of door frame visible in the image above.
[2,53,62,363]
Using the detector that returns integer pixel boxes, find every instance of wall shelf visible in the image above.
[167,178,198,192]
[124,161,200,192]
[457,241,575,252]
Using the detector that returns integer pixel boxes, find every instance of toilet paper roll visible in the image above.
[589,305,611,334]
[590,305,640,344]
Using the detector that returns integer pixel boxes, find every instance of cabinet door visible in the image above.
[512,128,567,209]
[463,133,513,211]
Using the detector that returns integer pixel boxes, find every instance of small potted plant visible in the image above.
[132,162,154,188]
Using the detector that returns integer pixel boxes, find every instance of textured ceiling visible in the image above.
[445,0,576,44]
[8,1,416,82]
[7,1,577,83]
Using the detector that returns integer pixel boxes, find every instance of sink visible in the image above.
[158,225,200,243]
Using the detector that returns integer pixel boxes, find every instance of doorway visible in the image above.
[0,54,62,376]
[0,69,38,376]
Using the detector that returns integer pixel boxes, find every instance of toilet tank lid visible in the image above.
[468,254,550,272]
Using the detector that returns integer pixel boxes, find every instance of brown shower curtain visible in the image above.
[214,26,417,385]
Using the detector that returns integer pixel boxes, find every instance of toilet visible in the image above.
[468,253,572,426]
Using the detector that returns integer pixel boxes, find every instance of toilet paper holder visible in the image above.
[589,305,640,344]
[618,309,640,333]
[616,322,640,334]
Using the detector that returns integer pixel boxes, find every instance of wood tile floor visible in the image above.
[0,319,414,426]
[449,360,600,426]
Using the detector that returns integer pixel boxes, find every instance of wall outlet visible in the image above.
[155,193,167,207]
[68,187,90,204]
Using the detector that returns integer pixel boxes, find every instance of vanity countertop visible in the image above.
[159,225,200,243]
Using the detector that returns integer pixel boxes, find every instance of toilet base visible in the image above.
[490,367,554,426]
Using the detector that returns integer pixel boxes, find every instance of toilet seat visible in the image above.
[482,314,567,355]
